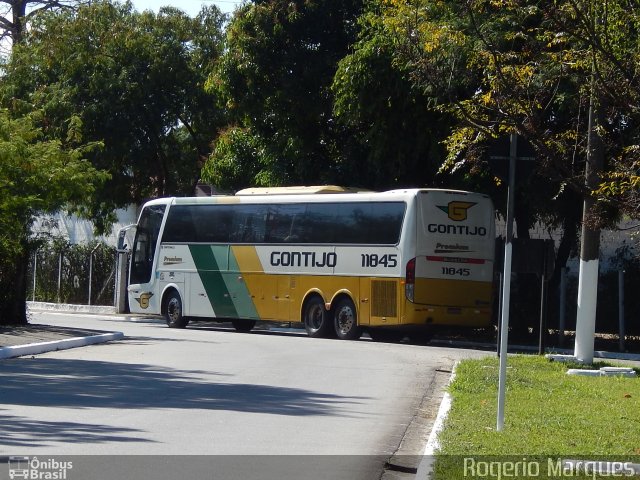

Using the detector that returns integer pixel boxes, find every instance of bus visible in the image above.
[122,187,495,340]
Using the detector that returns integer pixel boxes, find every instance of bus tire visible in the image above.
[165,290,188,328]
[303,295,332,338]
[232,319,256,333]
[333,298,361,340]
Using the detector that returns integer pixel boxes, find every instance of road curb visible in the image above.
[0,332,124,359]
[431,339,640,363]
[27,301,116,315]
[414,363,457,480]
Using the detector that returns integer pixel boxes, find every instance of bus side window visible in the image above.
[265,205,303,243]
[229,205,266,243]
[200,206,233,243]
[301,203,336,244]
[163,206,195,243]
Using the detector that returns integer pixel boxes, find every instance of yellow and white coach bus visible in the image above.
[123,187,495,340]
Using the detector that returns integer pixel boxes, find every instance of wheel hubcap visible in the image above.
[337,306,354,333]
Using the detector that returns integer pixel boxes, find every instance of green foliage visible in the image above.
[0,0,86,47]
[201,127,283,191]
[204,0,364,188]
[2,1,226,231]
[0,109,105,248]
[379,0,640,226]
[331,0,454,189]
[0,108,107,324]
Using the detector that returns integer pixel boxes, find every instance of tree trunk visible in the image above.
[0,247,29,325]
[11,0,28,45]
[575,72,605,363]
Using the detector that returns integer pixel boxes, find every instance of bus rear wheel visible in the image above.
[333,298,361,340]
[232,319,256,333]
[165,290,188,328]
[303,295,332,338]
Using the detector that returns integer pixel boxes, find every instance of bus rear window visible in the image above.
[296,203,404,244]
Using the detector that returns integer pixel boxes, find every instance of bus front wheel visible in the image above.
[165,291,188,328]
[333,298,361,340]
[303,295,332,338]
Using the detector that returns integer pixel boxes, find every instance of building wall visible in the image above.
[32,205,139,247]
[496,218,638,273]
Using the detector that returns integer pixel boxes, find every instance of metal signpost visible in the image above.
[489,133,536,431]
[496,133,517,431]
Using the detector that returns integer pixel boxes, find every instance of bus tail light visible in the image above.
[405,258,415,302]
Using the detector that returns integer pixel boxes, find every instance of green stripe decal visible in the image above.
[227,250,260,319]
[189,245,237,317]
[189,245,258,319]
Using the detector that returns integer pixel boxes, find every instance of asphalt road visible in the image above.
[0,312,487,480]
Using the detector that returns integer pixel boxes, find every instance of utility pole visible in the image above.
[574,68,604,364]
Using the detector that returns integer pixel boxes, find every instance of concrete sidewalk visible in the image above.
[0,323,124,359]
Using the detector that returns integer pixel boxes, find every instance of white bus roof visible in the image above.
[143,188,491,207]
[235,185,371,195]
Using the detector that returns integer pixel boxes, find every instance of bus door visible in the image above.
[128,204,166,314]
[116,224,136,313]
[414,191,494,308]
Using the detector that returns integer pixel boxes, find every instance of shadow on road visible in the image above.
[0,411,153,448]
[0,358,366,416]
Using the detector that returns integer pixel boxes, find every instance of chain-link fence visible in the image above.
[27,239,117,306]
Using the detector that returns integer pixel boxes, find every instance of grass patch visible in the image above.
[433,355,640,479]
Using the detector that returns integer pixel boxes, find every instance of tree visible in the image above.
[2,1,226,230]
[201,126,279,191]
[379,0,640,230]
[331,0,455,189]
[371,0,640,336]
[0,109,107,324]
[0,0,86,49]
[202,0,364,190]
